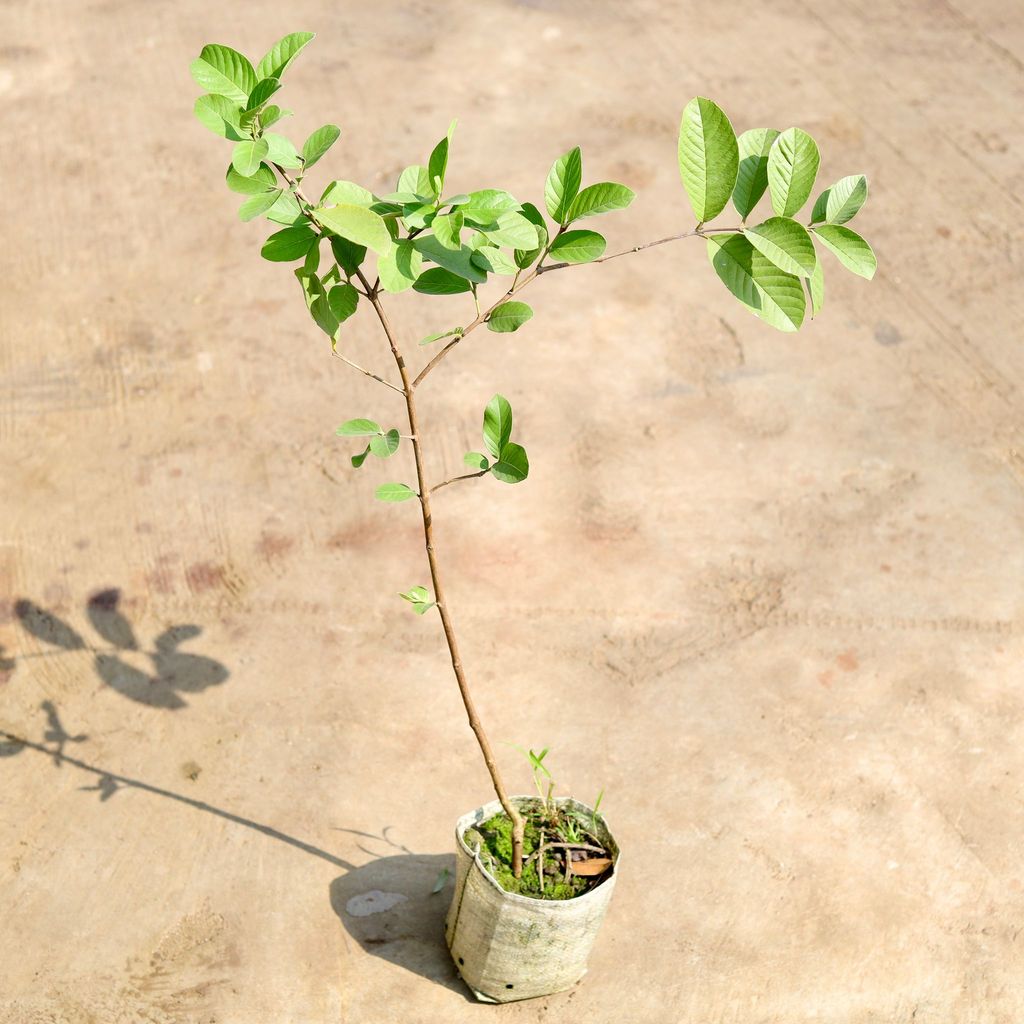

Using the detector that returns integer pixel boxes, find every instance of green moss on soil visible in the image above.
[463,802,609,901]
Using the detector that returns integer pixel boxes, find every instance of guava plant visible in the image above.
[191,32,875,881]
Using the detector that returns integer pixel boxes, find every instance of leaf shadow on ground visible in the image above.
[328,851,471,1001]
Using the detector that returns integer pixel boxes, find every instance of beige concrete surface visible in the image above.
[2,0,1023,1020]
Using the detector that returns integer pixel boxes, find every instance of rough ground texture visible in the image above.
[1,1,1022,1021]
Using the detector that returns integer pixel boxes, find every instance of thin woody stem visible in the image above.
[330,351,404,394]
[431,469,489,494]
[355,267,527,878]
[538,226,733,273]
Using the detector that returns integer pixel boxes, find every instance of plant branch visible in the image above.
[538,226,736,274]
[431,469,489,494]
[330,351,405,394]
[357,271,527,878]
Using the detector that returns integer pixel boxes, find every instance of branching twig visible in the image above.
[431,469,489,494]
[330,351,404,394]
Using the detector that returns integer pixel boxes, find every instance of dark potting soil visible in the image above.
[463,800,613,901]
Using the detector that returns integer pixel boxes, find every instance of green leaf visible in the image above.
[514,202,548,269]
[413,236,486,283]
[397,164,433,198]
[226,162,276,195]
[263,132,303,168]
[431,867,450,892]
[480,211,540,250]
[400,585,430,603]
[378,239,423,293]
[413,268,472,295]
[351,445,370,468]
[743,217,816,277]
[732,128,779,220]
[238,188,282,221]
[548,229,606,264]
[190,44,256,104]
[316,204,392,257]
[261,105,289,129]
[328,282,360,322]
[807,257,825,317]
[247,77,281,110]
[470,246,518,276]
[815,174,869,225]
[545,147,582,224]
[330,236,367,277]
[232,139,269,177]
[464,451,490,469]
[321,179,374,207]
[194,94,245,139]
[566,182,635,222]
[487,301,534,333]
[255,32,315,81]
[492,442,529,484]
[461,189,520,227]
[432,211,463,250]
[261,224,317,262]
[767,127,820,218]
[706,233,806,332]
[811,224,876,279]
[420,327,463,346]
[428,119,456,195]
[483,394,513,458]
[309,292,339,340]
[369,429,400,458]
[266,191,304,225]
[302,124,341,168]
[337,419,381,437]
[678,97,739,222]
[376,483,417,502]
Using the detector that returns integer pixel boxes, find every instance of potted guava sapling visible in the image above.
[190,32,876,1002]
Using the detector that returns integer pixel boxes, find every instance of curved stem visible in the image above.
[431,469,489,494]
[356,268,526,877]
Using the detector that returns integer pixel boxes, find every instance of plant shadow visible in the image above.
[329,853,472,1001]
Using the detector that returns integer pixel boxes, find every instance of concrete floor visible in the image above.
[2,0,1023,1021]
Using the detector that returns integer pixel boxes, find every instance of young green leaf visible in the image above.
[302,124,341,168]
[807,257,825,317]
[261,224,317,262]
[397,164,434,198]
[487,301,534,333]
[232,139,269,177]
[479,211,538,250]
[255,31,315,81]
[432,211,464,250]
[247,77,281,111]
[351,445,370,468]
[266,191,304,225]
[194,94,245,139]
[413,236,486,283]
[238,188,282,221]
[420,327,464,346]
[514,202,548,269]
[309,293,339,340]
[337,418,382,436]
[483,394,513,458]
[470,246,518,276]
[328,282,360,322]
[732,128,779,220]
[369,429,400,458]
[548,229,606,264]
[226,163,276,194]
[413,268,472,295]
[767,128,820,218]
[678,97,739,222]
[330,237,367,277]
[461,189,520,227]
[261,105,290,129]
[566,182,635,222]
[400,585,431,603]
[322,180,375,207]
[743,217,816,277]
[262,132,303,169]
[492,442,529,484]
[464,452,490,470]
[428,120,456,196]
[190,44,256,104]
[431,867,450,892]
[376,483,418,502]
[811,224,876,279]
[545,147,583,225]
[816,174,869,225]
[378,239,424,293]
[317,204,392,257]
[706,232,806,332]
